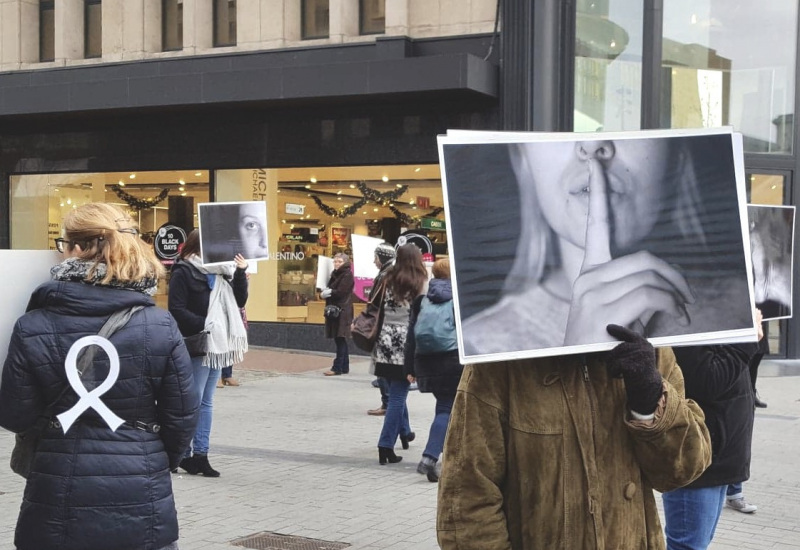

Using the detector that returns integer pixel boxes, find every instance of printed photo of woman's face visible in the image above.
[516,139,670,252]
[238,205,268,259]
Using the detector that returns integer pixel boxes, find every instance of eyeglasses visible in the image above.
[54,237,104,253]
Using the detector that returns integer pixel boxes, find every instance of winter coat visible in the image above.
[373,286,420,380]
[404,278,463,396]
[0,280,200,550]
[672,344,758,489]
[168,258,248,337]
[437,348,711,550]
[324,261,354,339]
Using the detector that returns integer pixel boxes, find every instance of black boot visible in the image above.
[178,456,199,475]
[754,390,768,408]
[193,454,220,477]
[378,447,403,465]
[400,432,416,450]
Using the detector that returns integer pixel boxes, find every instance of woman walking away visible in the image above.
[405,258,463,482]
[375,244,428,465]
[169,229,249,478]
[322,253,355,376]
[0,203,199,550]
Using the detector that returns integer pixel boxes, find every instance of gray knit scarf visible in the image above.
[186,256,249,369]
[51,257,159,296]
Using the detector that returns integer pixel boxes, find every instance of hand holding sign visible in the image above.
[564,159,695,345]
[56,336,125,433]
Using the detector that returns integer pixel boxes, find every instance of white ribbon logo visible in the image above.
[57,335,125,433]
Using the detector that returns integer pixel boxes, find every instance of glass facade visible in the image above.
[574,0,643,132]
[662,0,798,153]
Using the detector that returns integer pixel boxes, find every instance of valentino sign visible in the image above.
[154,224,187,260]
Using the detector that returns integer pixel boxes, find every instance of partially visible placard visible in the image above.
[0,251,61,370]
[316,256,334,289]
[351,234,384,301]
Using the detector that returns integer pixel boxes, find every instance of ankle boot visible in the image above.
[378,447,403,465]
[193,454,220,477]
[400,431,416,450]
[178,456,199,475]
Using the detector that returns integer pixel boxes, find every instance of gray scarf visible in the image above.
[186,256,248,369]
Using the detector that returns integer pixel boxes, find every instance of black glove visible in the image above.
[606,324,663,416]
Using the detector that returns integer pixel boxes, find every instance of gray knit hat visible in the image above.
[374,242,396,266]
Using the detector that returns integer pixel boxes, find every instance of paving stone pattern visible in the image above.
[0,348,798,549]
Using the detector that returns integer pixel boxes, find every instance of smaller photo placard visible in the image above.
[198,201,269,266]
[747,204,795,321]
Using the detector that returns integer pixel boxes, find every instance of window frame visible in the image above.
[39,0,55,62]
[358,0,385,36]
[301,0,330,40]
[84,0,103,59]
[162,0,184,52]
[212,0,237,48]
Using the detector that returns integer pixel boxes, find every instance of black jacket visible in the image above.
[0,280,200,550]
[168,259,249,337]
[325,262,354,339]
[672,343,758,488]
[404,278,463,395]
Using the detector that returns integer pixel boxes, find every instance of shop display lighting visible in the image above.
[310,177,317,183]
[382,176,389,182]
[129,174,136,179]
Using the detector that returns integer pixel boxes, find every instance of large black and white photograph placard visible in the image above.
[747,204,795,321]
[198,201,269,266]
[439,128,757,363]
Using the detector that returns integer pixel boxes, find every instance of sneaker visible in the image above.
[367,407,386,416]
[727,497,757,513]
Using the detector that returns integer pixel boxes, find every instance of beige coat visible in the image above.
[437,348,711,550]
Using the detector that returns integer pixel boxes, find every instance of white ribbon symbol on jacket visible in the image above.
[56,335,125,433]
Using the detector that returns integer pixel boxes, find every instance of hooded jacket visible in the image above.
[437,348,711,550]
[404,278,463,395]
[0,280,200,550]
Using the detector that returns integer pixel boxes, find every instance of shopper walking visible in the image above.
[169,229,249,478]
[374,244,428,464]
[322,253,355,376]
[0,203,199,550]
[405,258,462,482]
[368,242,396,414]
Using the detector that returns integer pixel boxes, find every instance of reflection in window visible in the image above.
[662,0,797,153]
[40,1,55,62]
[302,0,329,40]
[213,0,237,47]
[163,0,183,51]
[85,0,102,59]
[360,0,385,35]
[574,0,643,132]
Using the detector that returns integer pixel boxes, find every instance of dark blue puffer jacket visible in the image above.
[0,280,200,550]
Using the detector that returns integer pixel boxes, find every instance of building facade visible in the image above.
[2,0,799,357]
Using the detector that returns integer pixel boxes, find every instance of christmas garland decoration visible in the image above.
[111,185,169,211]
[310,182,446,225]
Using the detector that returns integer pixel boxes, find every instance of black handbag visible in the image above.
[324,305,342,319]
[11,306,142,478]
[183,331,209,357]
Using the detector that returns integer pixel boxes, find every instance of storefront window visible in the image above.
[574,0,643,132]
[215,164,443,325]
[360,0,385,35]
[162,0,183,52]
[85,0,102,59]
[662,1,798,153]
[10,170,210,309]
[213,0,237,47]
[302,0,329,40]
[40,1,55,62]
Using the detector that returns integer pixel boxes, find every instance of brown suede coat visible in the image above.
[437,348,711,550]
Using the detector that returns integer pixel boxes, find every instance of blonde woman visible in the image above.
[0,203,199,550]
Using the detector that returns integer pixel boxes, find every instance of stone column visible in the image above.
[103,0,124,61]
[184,0,212,53]
[55,0,85,60]
[143,0,161,53]
[385,0,409,37]
[329,0,358,43]
[237,0,260,47]
[260,0,285,47]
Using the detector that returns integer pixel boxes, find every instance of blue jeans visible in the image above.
[332,337,349,373]
[727,482,743,499]
[378,378,412,449]
[662,485,727,549]
[185,357,221,457]
[377,376,389,408]
[422,391,455,461]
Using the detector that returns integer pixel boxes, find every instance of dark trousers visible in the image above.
[332,337,350,373]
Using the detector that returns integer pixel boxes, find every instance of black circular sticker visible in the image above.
[154,224,187,260]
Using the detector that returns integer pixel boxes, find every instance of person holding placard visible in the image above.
[0,203,199,550]
[321,253,355,376]
[169,229,249,478]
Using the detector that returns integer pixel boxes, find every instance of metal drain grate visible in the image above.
[230,532,351,550]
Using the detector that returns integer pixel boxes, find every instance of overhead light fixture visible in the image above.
[179,186,185,191]
[305,214,311,219]
[373,207,379,212]
[310,177,317,183]
[362,211,367,215]
[382,176,389,182]
[179,179,185,185]
[181,192,187,196]
[396,184,402,188]
[129,174,136,179]
[305,184,311,189]
[337,197,342,201]
[195,172,202,177]
[349,184,356,189]
[337,190,343,195]
[66,198,72,205]
[414,167,421,172]
[118,180,125,187]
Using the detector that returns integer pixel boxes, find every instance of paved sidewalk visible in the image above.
[0,348,798,549]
